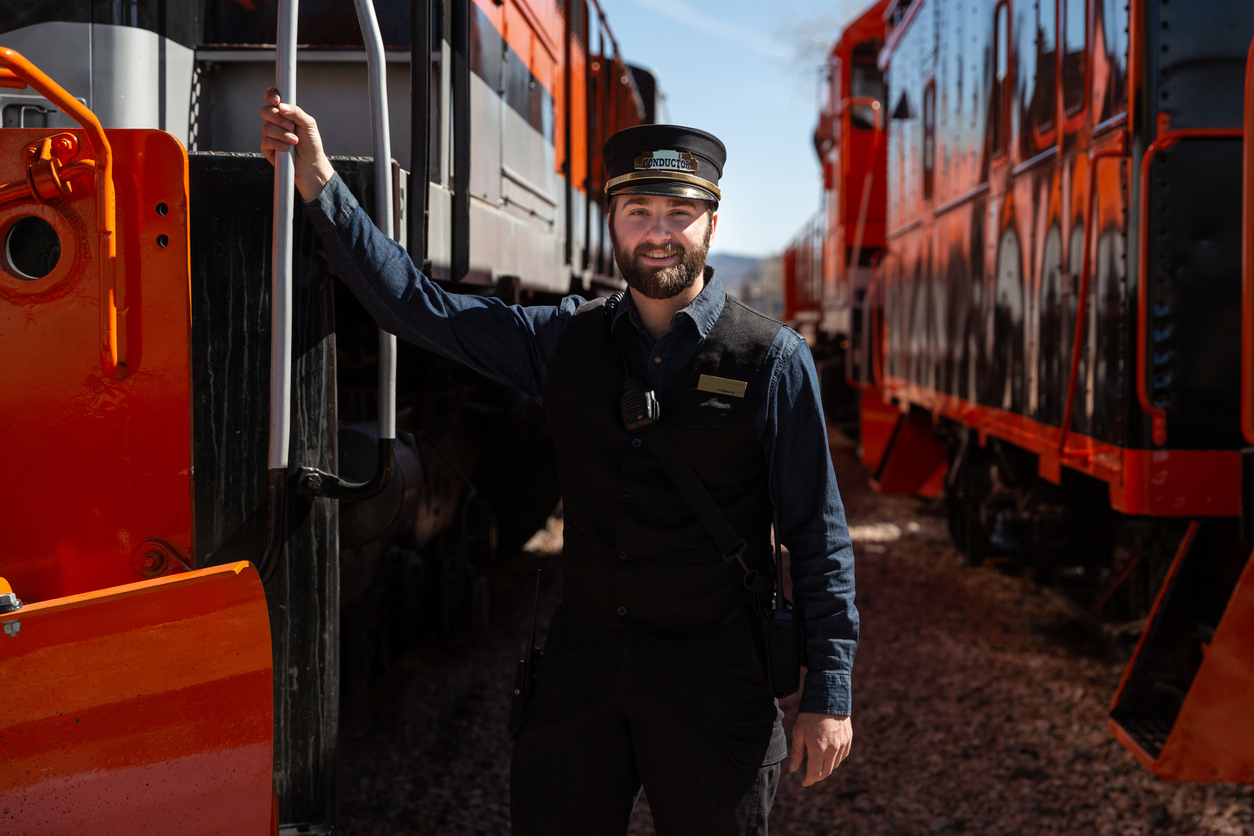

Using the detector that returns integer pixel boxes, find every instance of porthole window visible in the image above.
[5,216,60,280]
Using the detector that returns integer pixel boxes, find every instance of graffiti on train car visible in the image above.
[781,0,1254,783]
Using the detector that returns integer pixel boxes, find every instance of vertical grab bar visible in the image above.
[258,0,299,583]
[296,0,399,501]
[1242,35,1254,447]
[1058,136,1125,457]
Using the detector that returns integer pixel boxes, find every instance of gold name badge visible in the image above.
[696,374,748,399]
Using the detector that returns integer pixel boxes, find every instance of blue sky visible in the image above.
[597,0,874,258]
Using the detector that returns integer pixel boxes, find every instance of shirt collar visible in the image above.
[611,266,724,340]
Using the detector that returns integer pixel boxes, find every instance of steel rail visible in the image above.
[1136,127,1243,447]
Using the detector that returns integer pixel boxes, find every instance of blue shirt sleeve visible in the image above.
[758,329,859,716]
[301,173,582,398]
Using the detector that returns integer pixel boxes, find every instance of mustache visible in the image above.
[631,242,684,262]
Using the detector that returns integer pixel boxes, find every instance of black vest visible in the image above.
[543,293,785,639]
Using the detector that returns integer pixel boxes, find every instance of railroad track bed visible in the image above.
[338,445,1254,835]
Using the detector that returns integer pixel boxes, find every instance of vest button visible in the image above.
[653,355,662,364]
[632,438,642,448]
[617,606,627,616]
[619,492,630,502]
[618,549,628,559]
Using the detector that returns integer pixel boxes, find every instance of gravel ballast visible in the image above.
[338,442,1254,835]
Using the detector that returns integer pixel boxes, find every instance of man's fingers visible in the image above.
[788,729,805,773]
[802,737,824,786]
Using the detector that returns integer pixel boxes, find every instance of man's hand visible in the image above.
[259,88,336,202]
[788,713,852,787]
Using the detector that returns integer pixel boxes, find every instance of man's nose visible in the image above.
[643,213,673,243]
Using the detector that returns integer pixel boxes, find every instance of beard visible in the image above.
[610,222,712,300]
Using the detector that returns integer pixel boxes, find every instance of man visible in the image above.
[261,89,857,835]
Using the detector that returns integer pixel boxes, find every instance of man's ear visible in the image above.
[708,212,718,244]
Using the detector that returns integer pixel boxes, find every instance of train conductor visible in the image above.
[261,89,859,835]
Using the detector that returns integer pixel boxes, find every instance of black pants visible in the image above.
[511,604,787,836]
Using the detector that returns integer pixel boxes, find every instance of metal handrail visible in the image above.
[0,49,121,379]
[295,0,399,503]
[1058,135,1125,457]
[838,96,884,312]
[261,0,401,582]
[258,0,299,583]
[1136,127,1243,447]
[1241,35,1254,446]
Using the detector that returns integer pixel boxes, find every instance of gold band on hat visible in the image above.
[605,170,722,200]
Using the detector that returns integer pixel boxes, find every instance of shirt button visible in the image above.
[619,491,630,502]
[653,355,662,364]
[632,438,642,448]
[617,606,628,616]
[618,549,628,559]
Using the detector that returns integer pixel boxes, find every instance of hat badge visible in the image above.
[634,150,698,173]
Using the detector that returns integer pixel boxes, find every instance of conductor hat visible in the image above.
[603,124,726,208]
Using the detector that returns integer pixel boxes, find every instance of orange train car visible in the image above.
[789,0,1254,780]
[0,0,659,831]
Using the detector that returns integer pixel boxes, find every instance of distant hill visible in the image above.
[706,252,762,298]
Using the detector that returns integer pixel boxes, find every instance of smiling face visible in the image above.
[608,194,718,300]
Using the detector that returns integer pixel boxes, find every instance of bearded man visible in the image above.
[261,91,858,836]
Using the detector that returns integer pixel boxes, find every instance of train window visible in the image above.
[923,80,936,198]
[1035,0,1057,132]
[1092,0,1128,124]
[850,42,885,129]
[5,216,60,280]
[992,1,1010,155]
[1063,0,1087,114]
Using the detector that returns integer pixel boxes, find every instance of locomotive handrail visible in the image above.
[1241,35,1254,447]
[1059,136,1125,457]
[294,0,399,506]
[1136,127,1243,447]
[838,96,883,312]
[258,0,299,583]
[0,48,122,380]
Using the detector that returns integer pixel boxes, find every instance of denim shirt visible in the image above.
[304,173,858,716]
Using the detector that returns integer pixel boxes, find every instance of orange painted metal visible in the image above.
[1136,126,1243,446]
[1108,525,1254,781]
[1149,543,1254,781]
[0,126,193,603]
[884,377,1241,517]
[1242,35,1254,447]
[0,563,274,835]
[872,409,949,496]
[0,48,121,380]
[859,384,900,473]
[1059,135,1126,458]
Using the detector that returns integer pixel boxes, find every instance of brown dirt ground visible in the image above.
[338,441,1254,836]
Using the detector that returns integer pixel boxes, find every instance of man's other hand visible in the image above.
[788,713,852,787]
[260,88,336,202]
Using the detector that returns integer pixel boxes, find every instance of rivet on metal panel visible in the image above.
[3,620,20,637]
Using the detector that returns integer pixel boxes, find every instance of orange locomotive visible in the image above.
[0,0,656,832]
[786,0,1254,781]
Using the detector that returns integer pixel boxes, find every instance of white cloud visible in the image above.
[622,0,792,63]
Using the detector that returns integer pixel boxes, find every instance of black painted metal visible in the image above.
[297,437,396,500]
[1140,0,1254,450]
[190,153,378,829]
[450,0,471,281]
[409,0,431,264]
